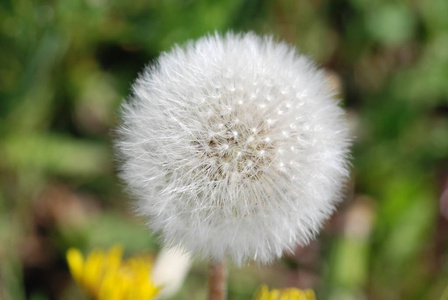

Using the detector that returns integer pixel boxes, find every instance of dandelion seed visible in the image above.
[116,32,351,265]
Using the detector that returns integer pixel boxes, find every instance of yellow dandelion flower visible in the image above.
[254,285,316,300]
[66,245,160,300]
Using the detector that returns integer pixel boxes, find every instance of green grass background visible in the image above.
[1,0,448,299]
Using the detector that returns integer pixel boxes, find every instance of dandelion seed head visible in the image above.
[116,32,351,265]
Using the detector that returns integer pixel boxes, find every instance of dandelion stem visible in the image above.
[208,258,227,300]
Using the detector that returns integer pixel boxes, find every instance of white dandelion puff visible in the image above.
[115,32,351,265]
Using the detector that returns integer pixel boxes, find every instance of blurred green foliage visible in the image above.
[1,0,447,300]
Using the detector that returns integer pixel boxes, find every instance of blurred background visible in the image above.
[1,0,448,299]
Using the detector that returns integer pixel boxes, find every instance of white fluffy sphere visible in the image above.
[116,32,351,265]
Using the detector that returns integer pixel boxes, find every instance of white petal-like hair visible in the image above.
[116,32,351,265]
